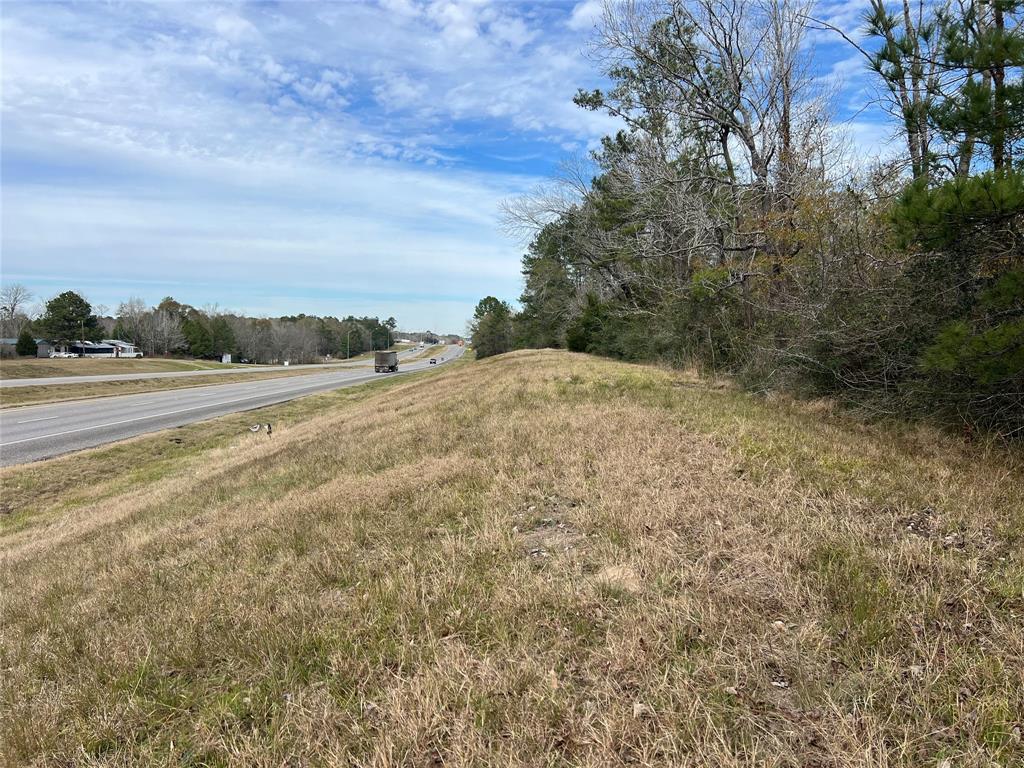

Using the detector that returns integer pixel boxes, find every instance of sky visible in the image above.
[1,0,887,334]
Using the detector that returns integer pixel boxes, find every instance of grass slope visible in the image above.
[1,350,1021,766]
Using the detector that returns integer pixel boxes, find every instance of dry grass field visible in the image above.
[1,350,1021,766]
[0,367,368,409]
[0,357,253,379]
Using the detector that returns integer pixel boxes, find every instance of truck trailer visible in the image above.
[374,350,399,373]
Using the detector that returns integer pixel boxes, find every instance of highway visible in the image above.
[0,345,462,466]
[0,346,432,388]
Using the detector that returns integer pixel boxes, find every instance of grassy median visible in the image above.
[0,366,375,409]
[0,357,254,379]
[1,350,1021,766]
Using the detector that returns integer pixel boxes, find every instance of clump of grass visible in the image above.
[1,349,1021,765]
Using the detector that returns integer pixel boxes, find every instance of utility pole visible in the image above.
[346,327,354,359]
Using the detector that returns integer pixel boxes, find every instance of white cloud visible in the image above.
[373,72,429,112]
[426,0,482,43]
[567,0,603,31]
[214,13,260,42]
[489,16,536,49]
[1,0,900,329]
[377,0,421,19]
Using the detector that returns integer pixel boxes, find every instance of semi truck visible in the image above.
[374,350,399,373]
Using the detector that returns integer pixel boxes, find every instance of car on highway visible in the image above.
[429,358,437,365]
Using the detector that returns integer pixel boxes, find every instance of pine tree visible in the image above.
[15,327,37,357]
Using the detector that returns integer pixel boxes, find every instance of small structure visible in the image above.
[1,337,58,358]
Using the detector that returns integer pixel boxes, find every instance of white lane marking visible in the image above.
[15,415,60,424]
[0,373,380,447]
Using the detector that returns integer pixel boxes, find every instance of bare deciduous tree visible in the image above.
[0,283,34,336]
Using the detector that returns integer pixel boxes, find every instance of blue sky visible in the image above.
[1,0,886,333]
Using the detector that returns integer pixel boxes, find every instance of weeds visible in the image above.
[1,350,1021,765]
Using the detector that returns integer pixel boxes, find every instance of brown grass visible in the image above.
[0,367,370,409]
[1,350,1021,766]
[0,357,254,379]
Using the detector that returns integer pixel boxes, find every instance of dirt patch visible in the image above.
[900,505,937,537]
[514,494,586,560]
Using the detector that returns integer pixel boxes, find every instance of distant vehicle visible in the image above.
[429,358,437,365]
[374,350,399,373]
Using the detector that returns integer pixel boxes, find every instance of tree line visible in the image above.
[472,0,1023,438]
[1,288,405,364]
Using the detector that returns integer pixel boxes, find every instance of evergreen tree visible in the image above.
[209,315,236,357]
[470,297,514,359]
[182,315,213,358]
[15,327,37,356]
[40,291,100,344]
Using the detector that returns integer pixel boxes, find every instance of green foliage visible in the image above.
[208,316,236,358]
[933,0,1024,172]
[894,171,1024,251]
[565,294,607,354]
[470,297,514,359]
[514,221,578,349]
[478,0,1024,437]
[181,315,213,358]
[110,319,130,343]
[15,328,37,356]
[40,291,101,343]
[922,270,1024,386]
[892,163,1024,428]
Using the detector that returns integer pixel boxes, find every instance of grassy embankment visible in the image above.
[1,350,1021,766]
[0,358,254,379]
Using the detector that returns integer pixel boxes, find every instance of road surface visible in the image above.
[0,346,462,466]
[0,346,435,388]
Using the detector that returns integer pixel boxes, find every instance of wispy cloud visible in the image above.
[1,0,889,330]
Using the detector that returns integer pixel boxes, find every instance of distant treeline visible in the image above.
[1,288,444,363]
[472,0,1024,439]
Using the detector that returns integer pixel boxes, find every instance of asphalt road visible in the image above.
[0,345,463,466]
[0,346,433,388]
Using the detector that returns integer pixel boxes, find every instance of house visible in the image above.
[0,337,52,358]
